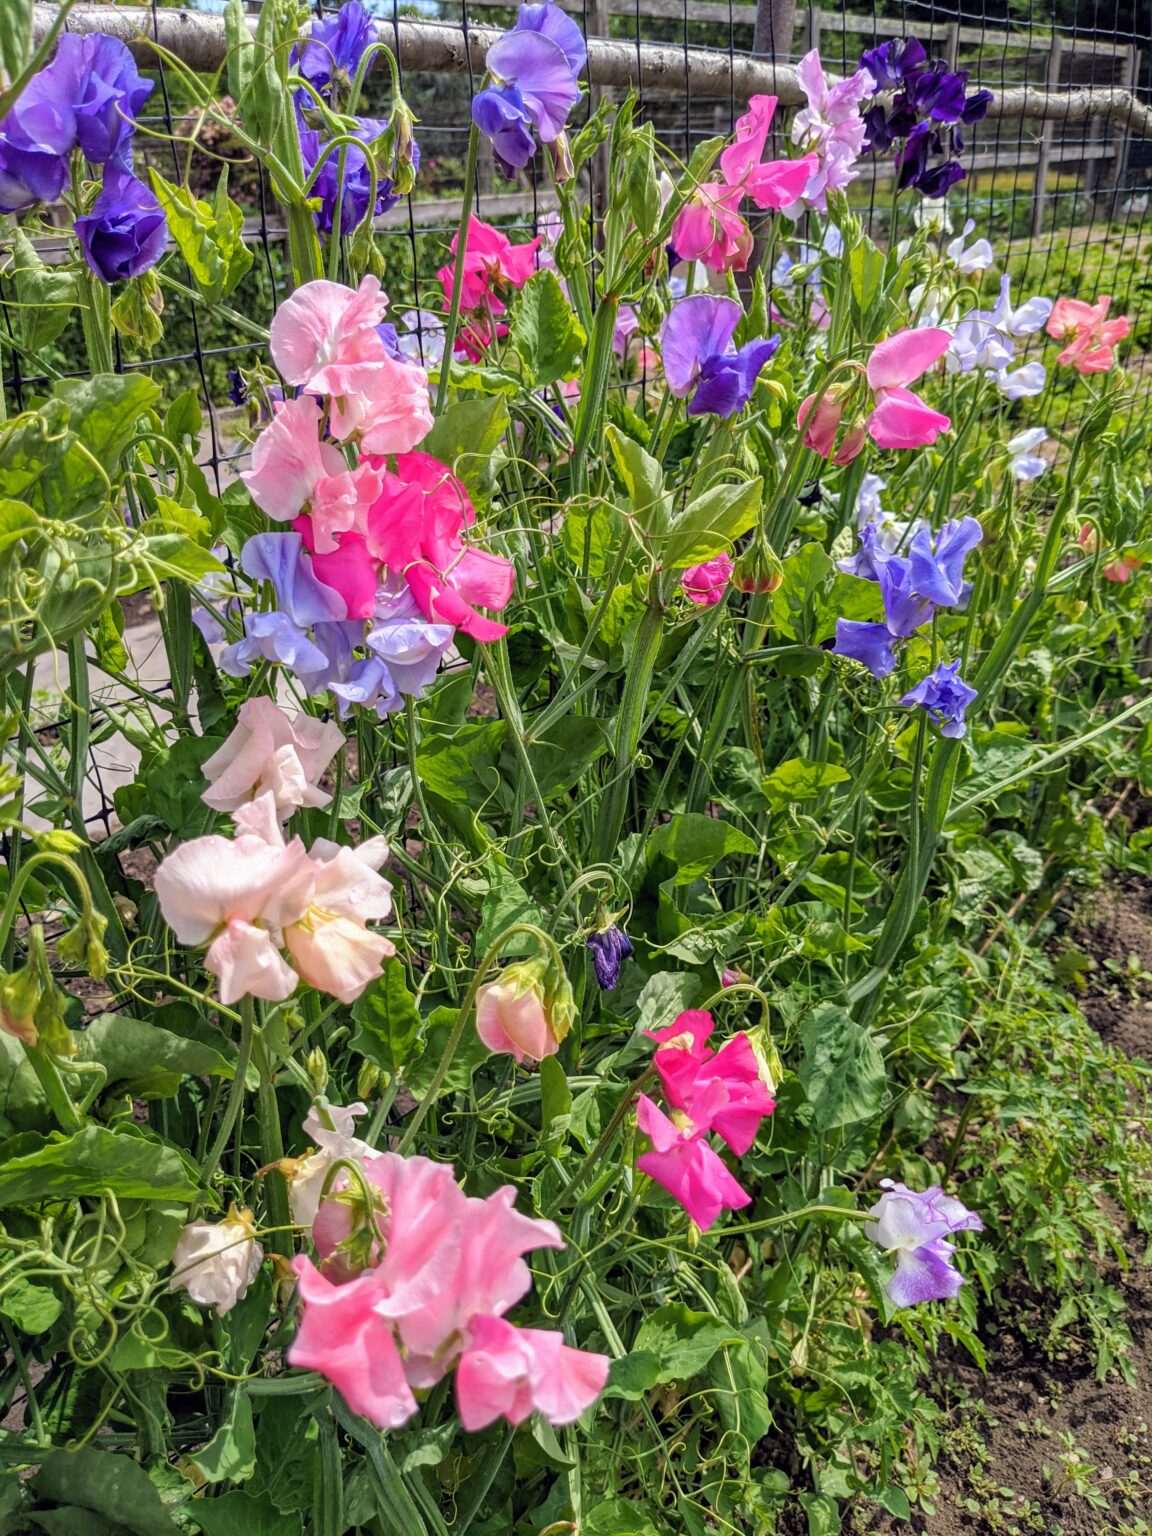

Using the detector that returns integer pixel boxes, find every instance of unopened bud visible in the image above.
[548,130,575,184]
[356,1059,383,1100]
[306,1048,329,1093]
[731,541,783,595]
[0,966,39,1046]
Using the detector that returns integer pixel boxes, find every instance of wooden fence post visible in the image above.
[1106,43,1140,219]
[1031,32,1064,240]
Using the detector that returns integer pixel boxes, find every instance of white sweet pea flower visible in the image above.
[287,1099,379,1226]
[170,1209,263,1317]
[945,219,994,273]
[909,281,947,328]
[821,224,844,259]
[998,361,1047,400]
[855,472,888,528]
[913,200,954,235]
[947,314,1016,375]
[1006,427,1049,481]
[396,310,446,367]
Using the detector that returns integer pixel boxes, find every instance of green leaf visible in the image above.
[0,1275,62,1333]
[662,478,763,570]
[584,1499,661,1536]
[474,866,543,958]
[760,758,851,811]
[74,1013,231,1101]
[848,236,887,322]
[500,714,611,801]
[539,1053,572,1153]
[800,1492,841,1536]
[509,270,586,388]
[0,1125,200,1206]
[189,1392,256,1485]
[148,168,253,304]
[799,1005,887,1130]
[627,124,660,234]
[31,1448,181,1536]
[350,958,423,1077]
[768,542,872,644]
[634,971,701,1036]
[632,1302,741,1380]
[605,424,670,543]
[0,0,33,81]
[419,396,510,497]
[648,812,757,884]
[10,230,76,353]
[165,389,203,446]
[92,601,127,674]
[403,1006,489,1098]
[185,1492,302,1536]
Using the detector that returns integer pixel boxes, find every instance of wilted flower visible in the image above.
[170,1210,263,1317]
[865,1179,982,1306]
[586,924,633,990]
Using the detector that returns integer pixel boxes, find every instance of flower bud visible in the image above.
[548,130,575,184]
[0,966,39,1046]
[306,1048,329,1093]
[731,541,783,596]
[743,1025,782,1097]
[356,1059,384,1100]
[476,958,571,1064]
[57,912,109,981]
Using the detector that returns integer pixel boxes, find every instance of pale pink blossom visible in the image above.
[787,50,875,211]
[170,1210,263,1317]
[475,965,558,1062]
[1046,294,1130,374]
[287,1099,377,1226]
[284,835,396,1005]
[240,394,348,523]
[201,696,345,821]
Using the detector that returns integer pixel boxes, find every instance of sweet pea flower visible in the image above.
[457,1316,610,1429]
[660,295,779,417]
[1006,427,1049,481]
[286,1099,377,1226]
[983,275,1053,337]
[267,275,434,453]
[240,395,354,528]
[30,32,153,170]
[1046,294,1130,374]
[900,659,977,738]
[437,215,541,317]
[476,963,560,1062]
[907,516,982,606]
[395,308,447,366]
[586,924,633,990]
[787,50,875,210]
[799,327,951,461]
[75,168,168,283]
[672,95,818,271]
[472,2,587,172]
[169,1209,263,1317]
[682,553,734,606]
[636,1095,752,1230]
[644,1011,775,1157]
[299,121,415,236]
[998,360,1046,400]
[293,1,378,103]
[201,696,345,820]
[944,218,993,272]
[832,619,898,679]
[865,1179,983,1306]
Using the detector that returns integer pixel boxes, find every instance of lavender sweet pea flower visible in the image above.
[473,1,587,168]
[300,122,415,235]
[587,924,633,990]
[900,660,978,738]
[832,619,898,679]
[877,557,934,636]
[689,339,779,418]
[908,516,983,606]
[0,135,68,212]
[363,581,455,701]
[997,361,1046,400]
[0,43,80,213]
[855,472,888,527]
[944,218,993,273]
[1006,427,1049,481]
[661,295,778,417]
[982,274,1053,337]
[75,168,168,283]
[293,1,378,101]
[64,33,153,168]
[220,612,332,679]
[395,309,446,367]
[947,315,1015,376]
[865,1178,983,1307]
[838,522,898,581]
[240,532,348,626]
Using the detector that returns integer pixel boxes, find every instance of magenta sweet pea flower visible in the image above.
[681,553,734,606]
[635,1095,752,1231]
[865,1179,983,1306]
[645,1010,775,1157]
[865,327,953,448]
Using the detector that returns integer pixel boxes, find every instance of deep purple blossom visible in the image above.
[293,1,378,102]
[472,1,587,170]
[900,661,978,738]
[75,168,168,283]
[0,136,68,213]
[300,122,417,235]
[907,517,982,607]
[587,925,634,990]
[865,1179,983,1307]
[661,295,778,418]
[832,619,897,679]
[859,37,927,91]
[904,69,969,124]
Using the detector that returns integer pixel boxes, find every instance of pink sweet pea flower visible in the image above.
[366,452,515,641]
[798,327,951,463]
[456,1315,610,1430]
[635,1094,752,1231]
[645,1009,775,1157]
[475,966,559,1062]
[241,395,349,524]
[1046,294,1130,374]
[436,215,541,316]
[786,50,875,212]
[201,696,345,821]
[681,552,734,606]
[720,94,820,211]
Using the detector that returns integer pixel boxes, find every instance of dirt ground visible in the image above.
[864,878,1152,1536]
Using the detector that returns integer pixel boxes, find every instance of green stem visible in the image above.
[21,1042,82,1132]
[544,1065,656,1218]
[253,1028,291,1258]
[199,995,257,1194]
[571,296,621,514]
[434,123,481,415]
[593,593,665,862]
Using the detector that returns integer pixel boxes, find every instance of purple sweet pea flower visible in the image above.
[75,168,168,283]
[64,33,153,168]
[904,68,969,124]
[240,532,348,626]
[962,89,993,124]
[916,158,966,198]
[877,557,934,637]
[832,619,898,679]
[300,122,416,235]
[363,581,455,700]
[907,517,982,608]
[865,1179,983,1307]
[473,1,587,168]
[0,135,68,213]
[661,295,778,417]
[837,522,899,582]
[859,36,927,90]
[900,660,978,738]
[587,924,633,989]
[293,1,378,102]
[220,611,332,679]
